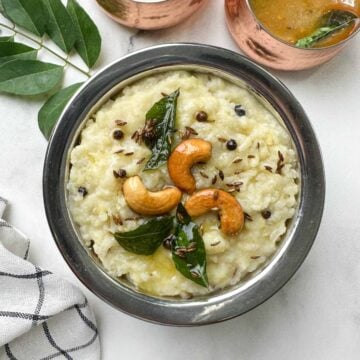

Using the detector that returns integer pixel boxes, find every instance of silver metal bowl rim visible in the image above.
[43,43,325,326]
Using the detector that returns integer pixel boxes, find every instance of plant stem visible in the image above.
[0,21,91,78]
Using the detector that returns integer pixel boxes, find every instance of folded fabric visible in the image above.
[0,196,100,360]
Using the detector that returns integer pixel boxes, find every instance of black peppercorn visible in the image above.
[261,210,272,219]
[78,186,88,197]
[196,111,208,122]
[226,139,237,151]
[113,169,127,178]
[234,105,246,117]
[113,129,124,140]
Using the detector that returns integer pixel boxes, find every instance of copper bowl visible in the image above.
[96,0,209,30]
[225,0,360,71]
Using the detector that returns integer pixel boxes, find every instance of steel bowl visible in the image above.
[225,0,360,71]
[43,43,325,326]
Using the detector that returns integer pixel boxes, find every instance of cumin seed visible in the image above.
[276,151,285,174]
[278,150,284,162]
[115,120,127,126]
[112,215,123,225]
[125,152,134,156]
[233,158,243,163]
[136,157,145,164]
[200,171,209,179]
[264,165,273,172]
[217,137,227,143]
[211,241,221,247]
[247,155,255,159]
[190,271,200,278]
[114,149,124,154]
[186,126,198,135]
[244,212,253,221]
[211,175,217,185]
[218,170,224,181]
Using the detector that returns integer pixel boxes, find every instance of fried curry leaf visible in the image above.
[296,10,357,48]
[144,89,179,170]
[114,216,174,255]
[171,204,209,288]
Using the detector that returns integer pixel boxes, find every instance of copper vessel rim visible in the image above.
[245,0,360,51]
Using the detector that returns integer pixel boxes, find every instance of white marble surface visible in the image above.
[1,1,360,359]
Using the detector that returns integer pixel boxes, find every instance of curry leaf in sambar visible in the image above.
[2,0,46,36]
[67,0,101,68]
[0,42,37,65]
[42,0,77,53]
[38,82,83,139]
[0,60,63,96]
[296,10,357,48]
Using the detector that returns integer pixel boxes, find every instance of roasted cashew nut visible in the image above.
[123,176,182,216]
[168,139,212,194]
[185,189,244,235]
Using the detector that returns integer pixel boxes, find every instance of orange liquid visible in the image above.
[250,0,360,47]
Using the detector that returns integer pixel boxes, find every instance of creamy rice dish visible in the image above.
[67,71,299,298]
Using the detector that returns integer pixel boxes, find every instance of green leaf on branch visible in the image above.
[172,204,209,288]
[67,0,101,68]
[0,42,37,65]
[38,82,83,139]
[0,35,14,42]
[144,89,180,170]
[42,0,77,53]
[0,60,63,96]
[114,216,175,255]
[2,0,47,36]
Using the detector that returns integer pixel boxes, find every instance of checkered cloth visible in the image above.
[0,197,100,359]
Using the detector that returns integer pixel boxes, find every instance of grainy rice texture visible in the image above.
[67,71,299,297]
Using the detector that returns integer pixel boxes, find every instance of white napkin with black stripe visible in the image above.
[0,196,100,360]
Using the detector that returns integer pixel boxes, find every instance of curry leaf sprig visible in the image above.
[114,204,209,288]
[0,0,101,139]
[296,10,357,48]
